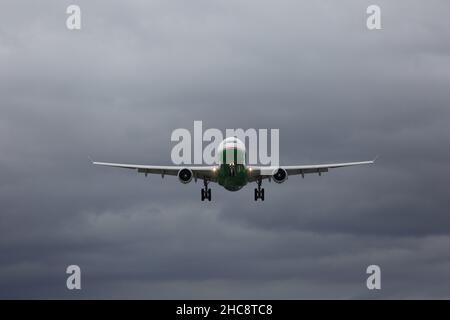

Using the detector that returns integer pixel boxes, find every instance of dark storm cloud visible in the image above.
[1,0,450,298]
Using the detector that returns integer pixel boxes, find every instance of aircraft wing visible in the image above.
[93,161,218,182]
[248,159,375,182]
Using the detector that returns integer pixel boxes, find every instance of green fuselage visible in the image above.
[217,147,248,191]
[217,163,248,191]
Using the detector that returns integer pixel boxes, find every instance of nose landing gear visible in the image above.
[254,178,264,201]
[201,180,211,201]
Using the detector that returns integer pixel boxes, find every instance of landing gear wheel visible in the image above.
[254,179,265,201]
[201,180,211,201]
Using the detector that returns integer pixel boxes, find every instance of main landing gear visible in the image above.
[201,180,211,201]
[254,178,265,201]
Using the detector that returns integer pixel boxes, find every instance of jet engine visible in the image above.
[272,168,288,184]
[178,168,193,184]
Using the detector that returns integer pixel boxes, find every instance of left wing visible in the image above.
[93,162,217,182]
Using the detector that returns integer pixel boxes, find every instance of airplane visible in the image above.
[93,136,375,201]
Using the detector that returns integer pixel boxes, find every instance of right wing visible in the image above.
[247,159,375,181]
[282,160,375,176]
[93,161,218,182]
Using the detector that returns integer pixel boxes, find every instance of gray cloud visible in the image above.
[1,0,450,298]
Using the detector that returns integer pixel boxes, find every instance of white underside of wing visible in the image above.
[93,161,212,171]
[282,160,375,170]
[92,161,217,181]
[93,161,181,170]
[249,159,375,178]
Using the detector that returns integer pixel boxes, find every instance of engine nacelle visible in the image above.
[178,168,193,184]
[272,168,288,184]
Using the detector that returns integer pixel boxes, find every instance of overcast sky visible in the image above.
[1,0,450,298]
